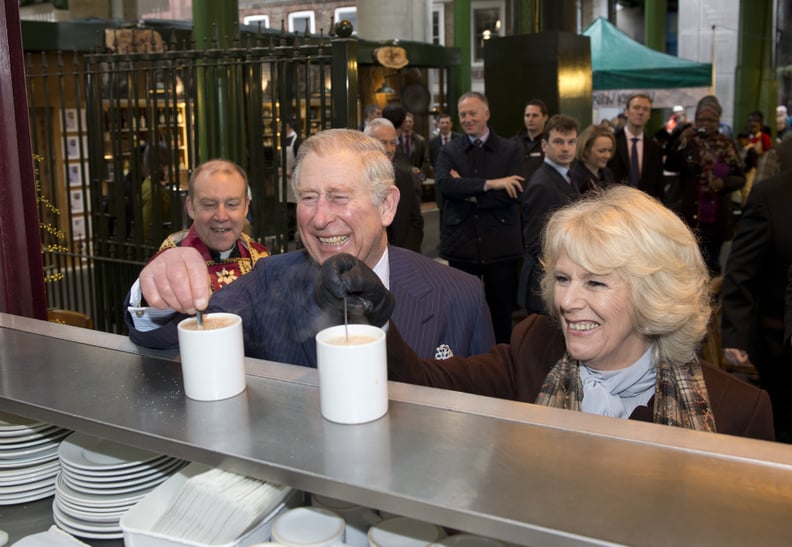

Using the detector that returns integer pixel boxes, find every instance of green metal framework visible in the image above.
[27,28,339,333]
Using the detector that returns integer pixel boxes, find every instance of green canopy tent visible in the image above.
[583,17,712,110]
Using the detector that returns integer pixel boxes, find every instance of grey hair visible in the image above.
[363,117,396,136]
[188,159,250,201]
[458,91,489,107]
[292,128,395,205]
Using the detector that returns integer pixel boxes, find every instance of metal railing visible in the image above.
[27,28,349,333]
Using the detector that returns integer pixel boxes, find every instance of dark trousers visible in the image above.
[695,223,723,276]
[449,259,517,344]
[751,326,792,443]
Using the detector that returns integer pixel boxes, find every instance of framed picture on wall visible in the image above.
[69,189,86,214]
[64,108,79,133]
[71,216,86,240]
[65,136,80,159]
[67,163,83,186]
[64,136,88,160]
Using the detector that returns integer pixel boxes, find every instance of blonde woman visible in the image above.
[318,186,774,440]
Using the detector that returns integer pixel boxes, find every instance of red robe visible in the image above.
[154,226,268,292]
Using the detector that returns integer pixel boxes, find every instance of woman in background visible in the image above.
[665,95,745,275]
[568,125,616,194]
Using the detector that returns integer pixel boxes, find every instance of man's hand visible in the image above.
[138,247,211,314]
[485,175,525,198]
[724,348,750,367]
[314,253,394,327]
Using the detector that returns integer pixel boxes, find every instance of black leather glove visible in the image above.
[314,253,394,327]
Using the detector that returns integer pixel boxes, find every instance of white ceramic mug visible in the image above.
[311,494,382,547]
[270,506,346,547]
[368,516,446,547]
[315,324,388,424]
[177,312,246,401]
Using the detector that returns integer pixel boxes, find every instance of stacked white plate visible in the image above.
[0,411,71,506]
[53,432,187,541]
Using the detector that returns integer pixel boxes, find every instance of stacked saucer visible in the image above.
[0,411,71,506]
[53,432,187,541]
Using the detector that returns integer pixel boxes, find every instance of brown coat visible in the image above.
[387,314,775,441]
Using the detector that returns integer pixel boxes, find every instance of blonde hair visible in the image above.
[575,124,615,164]
[539,185,711,366]
[292,128,395,205]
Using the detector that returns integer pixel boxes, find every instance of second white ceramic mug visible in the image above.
[315,324,388,424]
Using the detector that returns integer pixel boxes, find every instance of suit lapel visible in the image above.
[618,132,631,172]
[643,139,658,174]
[539,164,576,200]
[543,163,576,197]
[389,247,433,328]
[290,252,320,366]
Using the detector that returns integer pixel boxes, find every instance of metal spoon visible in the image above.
[195,309,203,329]
[344,297,349,342]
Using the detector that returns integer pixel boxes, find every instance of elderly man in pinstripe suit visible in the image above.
[126,129,495,365]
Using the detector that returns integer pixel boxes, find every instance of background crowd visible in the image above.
[126,91,792,443]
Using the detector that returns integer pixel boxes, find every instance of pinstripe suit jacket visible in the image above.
[126,246,495,366]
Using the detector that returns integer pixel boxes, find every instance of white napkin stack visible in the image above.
[150,468,287,544]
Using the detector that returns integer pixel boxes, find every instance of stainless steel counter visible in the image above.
[2,312,792,546]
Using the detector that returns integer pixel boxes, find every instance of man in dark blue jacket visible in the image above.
[434,92,524,343]
[126,129,495,364]
[519,114,579,316]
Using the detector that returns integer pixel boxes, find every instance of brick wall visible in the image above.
[239,1,354,34]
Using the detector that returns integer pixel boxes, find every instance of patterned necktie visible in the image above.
[474,138,483,148]
[630,137,640,187]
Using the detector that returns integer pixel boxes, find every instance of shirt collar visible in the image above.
[467,130,490,145]
[624,127,643,141]
[210,245,240,262]
[544,157,570,179]
[372,246,390,289]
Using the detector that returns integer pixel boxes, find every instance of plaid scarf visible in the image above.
[535,353,716,432]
